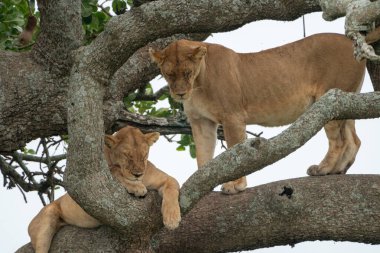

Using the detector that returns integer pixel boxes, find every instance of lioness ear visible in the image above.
[145,132,160,146]
[149,48,165,66]
[104,135,119,149]
[190,46,207,61]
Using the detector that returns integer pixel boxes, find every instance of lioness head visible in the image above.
[149,40,207,101]
[104,126,160,181]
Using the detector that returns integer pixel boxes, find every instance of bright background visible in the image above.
[1,12,379,253]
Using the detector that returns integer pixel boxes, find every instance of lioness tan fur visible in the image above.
[28,126,181,253]
[150,33,366,194]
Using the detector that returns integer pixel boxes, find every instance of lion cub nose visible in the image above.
[132,172,143,178]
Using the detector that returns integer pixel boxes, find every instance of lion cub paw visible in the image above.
[126,182,148,197]
[162,202,181,230]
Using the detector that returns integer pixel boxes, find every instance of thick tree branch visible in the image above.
[65,44,164,248]
[32,0,83,75]
[0,51,67,152]
[180,90,380,213]
[112,110,191,135]
[16,175,380,253]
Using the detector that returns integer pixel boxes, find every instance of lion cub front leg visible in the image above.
[160,176,181,230]
[144,163,181,230]
[111,168,147,197]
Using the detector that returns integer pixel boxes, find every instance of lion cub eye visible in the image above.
[165,72,175,79]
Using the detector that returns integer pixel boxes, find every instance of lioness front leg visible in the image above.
[189,117,218,168]
[221,119,247,194]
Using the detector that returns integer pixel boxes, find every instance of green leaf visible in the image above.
[112,0,127,15]
[176,146,186,151]
[189,144,196,158]
[82,4,94,18]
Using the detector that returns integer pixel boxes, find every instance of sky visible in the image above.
[1,12,380,253]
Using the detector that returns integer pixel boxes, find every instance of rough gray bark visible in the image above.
[1,0,379,252]
[16,175,380,253]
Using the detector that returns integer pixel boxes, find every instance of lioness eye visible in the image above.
[184,70,192,79]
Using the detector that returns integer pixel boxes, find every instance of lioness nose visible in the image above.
[132,172,143,178]
[176,92,186,98]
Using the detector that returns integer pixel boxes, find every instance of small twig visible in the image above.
[98,4,113,17]
[163,135,176,142]
[13,153,66,163]
[247,130,263,138]
[0,156,39,192]
[12,152,39,185]
[38,192,47,206]
[220,140,227,150]
[15,183,28,203]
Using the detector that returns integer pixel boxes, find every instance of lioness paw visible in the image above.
[162,203,181,230]
[221,178,247,195]
[307,165,329,176]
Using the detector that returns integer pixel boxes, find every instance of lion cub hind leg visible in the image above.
[307,120,361,176]
[28,203,65,253]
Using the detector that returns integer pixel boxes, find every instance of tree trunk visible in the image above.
[16,175,380,253]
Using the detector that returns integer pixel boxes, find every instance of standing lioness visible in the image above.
[150,33,366,194]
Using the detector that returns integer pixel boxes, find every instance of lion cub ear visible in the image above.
[145,132,160,146]
[104,135,119,149]
[149,48,165,66]
[190,46,207,61]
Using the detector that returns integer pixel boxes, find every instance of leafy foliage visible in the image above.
[124,83,196,158]
[0,0,37,50]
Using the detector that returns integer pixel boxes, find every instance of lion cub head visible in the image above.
[104,126,159,181]
[149,40,207,101]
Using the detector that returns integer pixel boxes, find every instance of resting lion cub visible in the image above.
[28,126,181,253]
[150,33,366,194]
